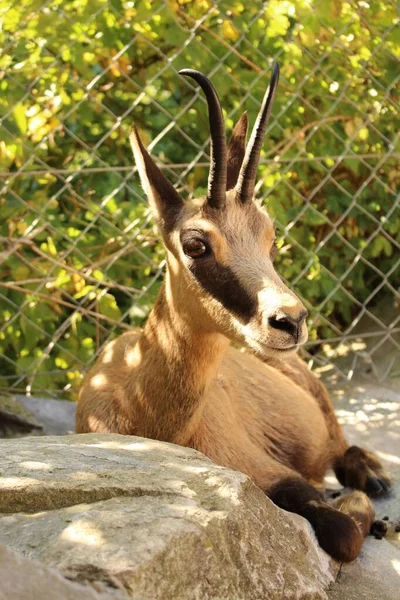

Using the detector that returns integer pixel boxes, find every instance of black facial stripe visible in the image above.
[189,258,257,323]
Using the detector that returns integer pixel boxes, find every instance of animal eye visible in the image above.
[270,239,278,260]
[183,238,208,259]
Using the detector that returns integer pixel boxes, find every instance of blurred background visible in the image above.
[0,0,399,403]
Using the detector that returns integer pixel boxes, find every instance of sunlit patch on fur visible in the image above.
[125,345,142,368]
[87,414,107,431]
[91,373,107,388]
[102,340,116,364]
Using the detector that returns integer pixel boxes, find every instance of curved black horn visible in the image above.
[179,69,227,209]
[236,62,280,204]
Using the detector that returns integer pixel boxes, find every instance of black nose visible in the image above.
[268,309,308,340]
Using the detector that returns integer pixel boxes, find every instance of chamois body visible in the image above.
[77,64,391,562]
[78,294,336,489]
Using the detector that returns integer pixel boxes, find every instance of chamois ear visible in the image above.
[226,112,248,191]
[129,124,184,230]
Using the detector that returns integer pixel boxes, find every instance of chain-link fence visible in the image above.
[1,0,399,401]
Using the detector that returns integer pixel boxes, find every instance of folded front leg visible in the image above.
[267,476,374,562]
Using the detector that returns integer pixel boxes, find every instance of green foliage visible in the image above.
[0,0,399,398]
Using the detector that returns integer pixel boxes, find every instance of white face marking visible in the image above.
[222,203,293,302]
[258,287,301,327]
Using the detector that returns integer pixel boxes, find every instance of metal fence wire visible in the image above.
[0,0,399,401]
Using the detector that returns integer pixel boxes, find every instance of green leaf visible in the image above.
[98,293,121,321]
[13,104,27,134]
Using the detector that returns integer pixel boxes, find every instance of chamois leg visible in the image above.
[269,355,391,496]
[267,476,374,562]
[298,370,391,496]
[267,354,348,456]
[302,377,391,496]
[304,371,392,495]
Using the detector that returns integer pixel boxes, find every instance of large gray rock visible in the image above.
[16,395,76,435]
[0,395,42,438]
[0,434,334,600]
[0,394,76,438]
[0,542,126,600]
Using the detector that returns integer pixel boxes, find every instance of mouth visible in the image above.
[244,332,298,355]
[267,345,298,353]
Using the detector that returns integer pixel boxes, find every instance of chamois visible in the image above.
[77,63,391,562]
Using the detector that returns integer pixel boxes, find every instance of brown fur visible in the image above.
[77,85,390,562]
[77,278,384,562]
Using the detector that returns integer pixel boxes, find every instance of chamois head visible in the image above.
[130,63,308,356]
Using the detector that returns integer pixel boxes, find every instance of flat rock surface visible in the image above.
[0,542,127,600]
[327,379,400,600]
[0,434,334,600]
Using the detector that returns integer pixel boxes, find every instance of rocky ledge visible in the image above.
[0,434,335,600]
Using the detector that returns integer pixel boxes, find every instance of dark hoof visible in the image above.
[335,446,391,497]
[304,502,363,562]
[370,520,388,539]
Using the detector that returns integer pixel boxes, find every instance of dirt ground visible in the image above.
[327,378,400,600]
